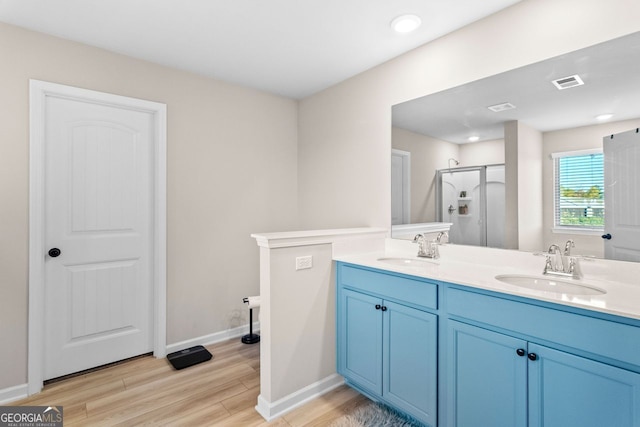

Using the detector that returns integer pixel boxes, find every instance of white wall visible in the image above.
[391,127,458,223]
[259,243,336,403]
[260,243,336,414]
[252,228,386,419]
[297,0,640,235]
[516,122,544,252]
[504,121,520,249]
[459,139,505,166]
[542,118,640,257]
[0,22,298,391]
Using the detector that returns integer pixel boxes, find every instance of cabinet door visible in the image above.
[448,320,527,427]
[338,289,383,396]
[529,343,640,427]
[383,300,437,426]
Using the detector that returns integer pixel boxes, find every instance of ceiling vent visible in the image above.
[487,102,516,112]
[552,74,584,90]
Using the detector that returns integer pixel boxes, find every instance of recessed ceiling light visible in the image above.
[391,15,421,33]
[468,136,480,142]
[595,113,614,121]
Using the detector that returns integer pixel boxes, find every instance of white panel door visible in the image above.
[391,149,410,225]
[604,129,640,262]
[44,95,154,379]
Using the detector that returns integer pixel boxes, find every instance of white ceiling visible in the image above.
[392,31,640,144]
[0,0,522,99]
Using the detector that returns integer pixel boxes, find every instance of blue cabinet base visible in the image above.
[337,263,437,426]
[336,261,640,427]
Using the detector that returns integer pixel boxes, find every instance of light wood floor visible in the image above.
[13,339,369,426]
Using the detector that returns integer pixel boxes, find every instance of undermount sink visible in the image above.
[495,274,606,295]
[377,257,438,267]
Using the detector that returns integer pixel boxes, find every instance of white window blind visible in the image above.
[552,149,604,230]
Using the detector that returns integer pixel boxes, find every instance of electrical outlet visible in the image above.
[295,255,313,270]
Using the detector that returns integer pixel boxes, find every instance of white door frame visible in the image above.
[28,80,167,395]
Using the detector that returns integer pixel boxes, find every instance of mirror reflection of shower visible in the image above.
[436,164,505,248]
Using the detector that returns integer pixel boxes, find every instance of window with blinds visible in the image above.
[553,149,604,230]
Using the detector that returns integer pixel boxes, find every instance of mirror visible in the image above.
[391,31,640,261]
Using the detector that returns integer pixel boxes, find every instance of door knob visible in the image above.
[375,304,381,310]
[528,353,538,361]
[48,248,61,258]
[516,348,526,357]
[601,233,612,240]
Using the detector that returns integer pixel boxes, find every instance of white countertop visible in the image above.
[334,239,640,321]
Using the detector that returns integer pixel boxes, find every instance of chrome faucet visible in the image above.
[543,242,582,279]
[564,239,575,256]
[413,234,428,257]
[436,231,449,244]
[413,234,439,259]
[547,244,563,270]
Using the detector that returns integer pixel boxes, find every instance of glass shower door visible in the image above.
[438,167,486,246]
[486,165,506,248]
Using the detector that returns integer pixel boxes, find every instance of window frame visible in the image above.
[551,148,604,234]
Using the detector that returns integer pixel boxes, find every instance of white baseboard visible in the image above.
[165,322,260,354]
[255,373,344,421]
[0,383,28,405]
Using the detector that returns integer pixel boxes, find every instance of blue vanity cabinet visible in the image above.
[528,343,640,427]
[337,262,438,426]
[449,321,640,427]
[448,320,527,427]
[447,287,640,427]
[339,288,384,396]
[337,262,640,427]
[383,299,437,422]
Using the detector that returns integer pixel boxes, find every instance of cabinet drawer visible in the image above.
[447,287,640,368]
[339,264,437,309]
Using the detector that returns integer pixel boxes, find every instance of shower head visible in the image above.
[448,158,459,169]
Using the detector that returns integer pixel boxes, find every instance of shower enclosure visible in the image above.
[436,164,505,248]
